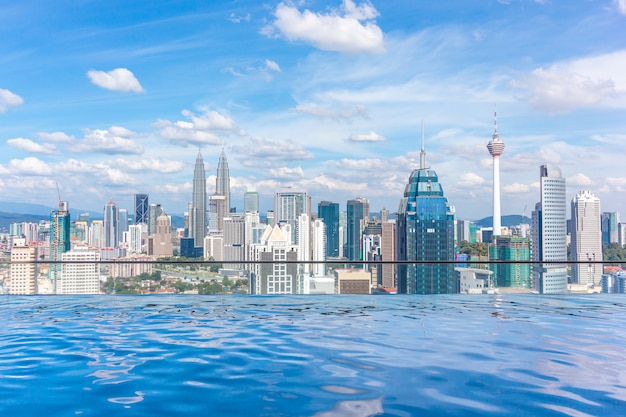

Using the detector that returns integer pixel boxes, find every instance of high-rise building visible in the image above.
[396,122,455,294]
[489,236,531,288]
[190,150,207,247]
[250,224,299,294]
[223,214,246,269]
[128,224,143,253]
[208,195,227,234]
[89,220,103,248]
[119,209,129,234]
[346,197,369,261]
[297,213,311,277]
[148,203,162,236]
[10,238,38,294]
[571,191,602,287]
[311,218,326,277]
[60,245,100,294]
[601,212,620,245]
[487,108,505,236]
[216,149,231,213]
[318,201,340,258]
[148,211,173,258]
[134,194,149,224]
[274,191,311,244]
[103,200,119,249]
[50,200,70,293]
[381,221,396,289]
[531,164,567,294]
[244,188,259,213]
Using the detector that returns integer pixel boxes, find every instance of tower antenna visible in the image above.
[419,119,427,170]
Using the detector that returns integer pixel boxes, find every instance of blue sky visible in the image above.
[0,0,625,220]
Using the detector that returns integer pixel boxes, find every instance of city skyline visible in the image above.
[0,1,625,219]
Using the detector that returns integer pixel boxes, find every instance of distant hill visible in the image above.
[475,215,531,228]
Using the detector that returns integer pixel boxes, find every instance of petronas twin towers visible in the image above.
[190,148,230,247]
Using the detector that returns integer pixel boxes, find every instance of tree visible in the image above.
[198,281,223,294]
[222,276,231,288]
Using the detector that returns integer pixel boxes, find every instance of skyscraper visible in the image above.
[216,148,231,213]
[119,208,129,234]
[487,108,505,236]
[103,200,119,249]
[489,236,531,288]
[190,150,207,247]
[318,201,340,258]
[601,212,620,245]
[50,200,70,293]
[148,203,163,236]
[396,122,455,294]
[274,191,311,244]
[134,194,149,224]
[346,197,369,261]
[571,191,602,287]
[244,188,259,213]
[531,164,567,294]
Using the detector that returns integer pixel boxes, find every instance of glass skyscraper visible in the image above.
[190,150,207,248]
[49,200,70,293]
[318,201,340,258]
[134,193,149,224]
[346,198,369,261]
[396,125,455,294]
[216,149,231,213]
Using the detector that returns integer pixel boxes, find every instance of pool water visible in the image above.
[1,295,625,416]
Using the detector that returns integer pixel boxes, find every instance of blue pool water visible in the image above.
[1,295,626,416]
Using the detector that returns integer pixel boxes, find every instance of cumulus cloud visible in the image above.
[73,127,143,154]
[7,138,56,154]
[503,183,530,193]
[0,88,23,112]
[36,131,76,143]
[233,137,314,161]
[347,131,385,142]
[157,109,244,147]
[263,0,385,54]
[269,166,305,179]
[457,172,485,187]
[0,157,53,176]
[87,68,145,93]
[568,173,595,186]
[265,59,281,72]
[511,50,626,113]
[108,158,185,174]
[615,0,626,15]
[294,104,368,120]
[310,174,368,191]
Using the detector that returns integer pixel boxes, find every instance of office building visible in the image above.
[318,201,340,258]
[128,224,143,253]
[216,149,231,213]
[396,122,455,294]
[244,188,259,213]
[60,245,100,294]
[190,150,207,247]
[487,108,505,236]
[297,213,311,277]
[274,191,311,244]
[148,211,173,258]
[134,194,149,224]
[103,200,119,249]
[381,221,396,289]
[601,212,620,245]
[148,203,163,236]
[335,269,371,294]
[89,220,103,248]
[531,164,567,294]
[250,224,299,295]
[223,214,246,269]
[311,218,326,277]
[571,191,602,287]
[489,236,531,288]
[208,195,227,234]
[346,197,369,261]
[50,200,71,293]
[10,238,38,294]
[119,209,129,234]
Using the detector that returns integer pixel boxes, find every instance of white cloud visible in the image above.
[36,131,76,144]
[233,137,314,161]
[157,109,244,147]
[294,104,368,120]
[108,158,185,174]
[0,88,23,112]
[511,50,626,113]
[615,0,626,15]
[347,131,385,142]
[229,12,251,23]
[73,127,143,154]
[7,138,56,154]
[269,166,305,179]
[161,183,192,194]
[264,0,385,54]
[457,172,485,187]
[265,59,281,72]
[87,68,145,93]
[503,183,530,193]
[568,173,595,186]
[0,157,53,176]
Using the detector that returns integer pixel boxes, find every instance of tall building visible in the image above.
[250,224,299,294]
[89,220,103,248]
[148,203,163,236]
[128,224,143,253]
[50,200,71,292]
[531,164,567,294]
[134,194,149,224]
[311,218,326,277]
[10,238,38,294]
[244,188,259,213]
[148,211,173,258]
[381,221,396,289]
[571,191,602,287]
[297,213,311,277]
[487,108,505,236]
[119,209,129,234]
[274,191,311,244]
[489,236,531,288]
[318,201,340,258]
[103,200,119,249]
[216,149,231,213]
[396,122,455,294]
[601,212,620,245]
[60,245,100,294]
[208,195,227,234]
[346,197,369,261]
[190,150,207,247]
[223,214,246,269]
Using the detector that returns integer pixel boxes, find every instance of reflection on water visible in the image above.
[1,295,626,416]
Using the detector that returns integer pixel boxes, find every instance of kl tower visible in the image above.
[487,108,505,237]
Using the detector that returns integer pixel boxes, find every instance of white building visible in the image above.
[10,238,38,294]
[250,224,299,294]
[297,213,311,277]
[60,245,100,294]
[311,218,326,277]
[531,164,567,294]
[274,191,311,244]
[128,224,143,253]
[571,191,602,287]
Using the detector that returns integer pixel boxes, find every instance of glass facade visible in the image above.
[318,201,340,258]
